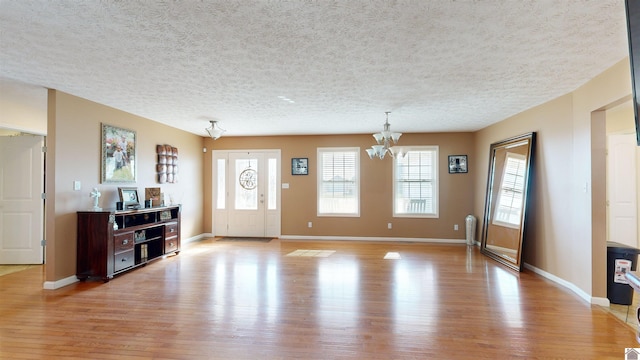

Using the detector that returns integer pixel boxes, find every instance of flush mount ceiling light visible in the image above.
[366,112,404,159]
[206,120,226,140]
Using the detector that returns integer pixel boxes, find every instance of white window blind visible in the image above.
[393,147,438,217]
[492,152,526,228]
[317,148,360,216]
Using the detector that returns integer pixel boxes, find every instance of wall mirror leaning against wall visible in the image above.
[480,132,536,271]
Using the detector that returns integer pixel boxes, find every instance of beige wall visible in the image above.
[0,78,47,135]
[475,93,574,274]
[606,101,634,133]
[45,90,204,282]
[204,132,476,239]
[474,58,633,300]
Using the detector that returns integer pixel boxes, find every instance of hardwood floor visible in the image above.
[0,264,40,277]
[0,238,636,359]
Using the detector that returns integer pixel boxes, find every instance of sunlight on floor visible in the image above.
[0,265,40,277]
[286,249,336,257]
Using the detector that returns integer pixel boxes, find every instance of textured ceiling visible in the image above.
[0,0,631,137]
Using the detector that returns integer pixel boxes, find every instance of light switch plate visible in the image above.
[73,181,81,191]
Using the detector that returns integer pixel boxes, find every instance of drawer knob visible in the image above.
[122,258,128,262]
[122,239,129,245]
[170,228,175,232]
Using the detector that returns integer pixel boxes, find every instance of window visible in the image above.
[492,152,526,228]
[216,158,226,209]
[393,146,438,217]
[317,147,360,216]
[268,158,277,210]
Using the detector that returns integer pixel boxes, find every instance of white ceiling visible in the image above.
[0,1,631,137]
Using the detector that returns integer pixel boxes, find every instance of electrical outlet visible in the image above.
[308,222,313,228]
[388,223,392,229]
[454,224,459,231]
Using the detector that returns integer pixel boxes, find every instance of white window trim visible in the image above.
[492,152,526,229]
[317,147,360,217]
[392,145,439,218]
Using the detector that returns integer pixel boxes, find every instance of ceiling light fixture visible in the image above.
[366,112,404,159]
[206,120,226,140]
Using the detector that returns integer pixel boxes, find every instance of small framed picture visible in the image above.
[292,158,308,175]
[118,187,140,208]
[448,155,468,174]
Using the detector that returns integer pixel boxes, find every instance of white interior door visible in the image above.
[607,133,638,247]
[0,135,44,264]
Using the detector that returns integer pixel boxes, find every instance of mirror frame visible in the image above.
[480,132,536,271]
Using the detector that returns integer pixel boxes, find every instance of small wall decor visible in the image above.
[102,124,136,183]
[239,164,258,190]
[292,158,308,175]
[448,155,468,174]
[157,144,179,183]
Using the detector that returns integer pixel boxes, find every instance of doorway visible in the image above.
[213,150,281,237]
[605,101,639,249]
[0,134,45,264]
[606,132,638,247]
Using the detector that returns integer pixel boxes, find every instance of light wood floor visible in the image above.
[0,238,636,359]
[0,264,40,277]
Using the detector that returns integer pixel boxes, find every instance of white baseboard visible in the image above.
[279,235,466,244]
[524,262,610,306]
[43,275,78,290]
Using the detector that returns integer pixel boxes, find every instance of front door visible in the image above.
[218,151,280,237]
[228,152,265,237]
[0,135,44,264]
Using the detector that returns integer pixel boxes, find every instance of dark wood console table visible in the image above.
[76,205,181,282]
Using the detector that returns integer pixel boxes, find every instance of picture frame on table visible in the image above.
[118,187,141,209]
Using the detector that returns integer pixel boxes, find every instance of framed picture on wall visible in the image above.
[448,155,468,174]
[102,123,137,183]
[292,158,308,175]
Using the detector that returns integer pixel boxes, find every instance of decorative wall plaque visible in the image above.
[156,144,178,183]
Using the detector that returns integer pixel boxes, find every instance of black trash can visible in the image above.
[607,241,640,305]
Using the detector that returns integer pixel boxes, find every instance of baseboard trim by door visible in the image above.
[43,275,78,290]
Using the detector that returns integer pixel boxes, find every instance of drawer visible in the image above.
[114,250,134,272]
[165,237,178,253]
[165,222,178,236]
[114,232,134,253]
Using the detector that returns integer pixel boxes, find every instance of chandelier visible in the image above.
[366,112,403,159]
[206,120,226,140]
